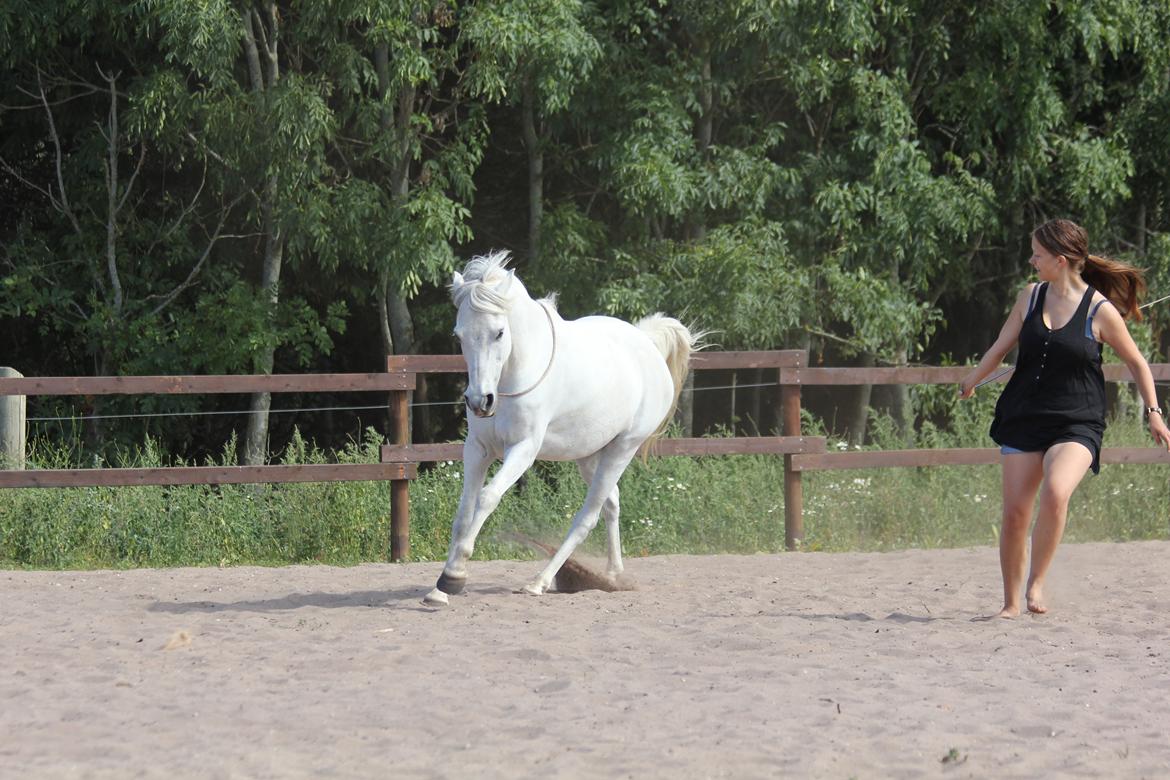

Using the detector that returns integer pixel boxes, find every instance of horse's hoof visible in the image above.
[436,571,467,595]
[422,588,450,607]
[519,581,545,596]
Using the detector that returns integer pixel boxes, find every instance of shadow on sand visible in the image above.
[147,587,426,614]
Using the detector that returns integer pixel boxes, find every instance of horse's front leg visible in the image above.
[422,442,492,606]
[423,439,539,606]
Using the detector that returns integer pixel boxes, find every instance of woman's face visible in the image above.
[1029,237,1065,281]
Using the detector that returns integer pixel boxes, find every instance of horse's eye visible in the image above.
[495,329,504,341]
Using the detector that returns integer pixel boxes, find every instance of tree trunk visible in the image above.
[93,71,128,455]
[241,2,284,466]
[376,270,394,360]
[374,38,420,438]
[521,77,543,271]
[890,348,911,445]
[376,271,417,439]
[847,353,875,447]
[387,292,415,358]
[242,174,283,465]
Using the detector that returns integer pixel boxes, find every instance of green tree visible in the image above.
[462,0,601,272]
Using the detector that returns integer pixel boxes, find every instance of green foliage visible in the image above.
[462,0,602,114]
[597,220,811,347]
[4,0,1170,459]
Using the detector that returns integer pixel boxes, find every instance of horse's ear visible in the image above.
[450,271,464,301]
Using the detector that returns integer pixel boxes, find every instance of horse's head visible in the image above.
[450,251,519,418]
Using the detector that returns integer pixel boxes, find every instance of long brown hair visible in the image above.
[1032,218,1147,321]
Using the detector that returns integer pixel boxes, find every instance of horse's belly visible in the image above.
[537,420,622,460]
[469,405,636,462]
[536,392,656,458]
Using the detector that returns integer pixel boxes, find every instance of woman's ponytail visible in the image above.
[1082,253,1147,321]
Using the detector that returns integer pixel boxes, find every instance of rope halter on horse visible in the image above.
[499,301,557,398]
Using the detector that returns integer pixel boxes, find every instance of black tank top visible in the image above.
[990,283,1106,464]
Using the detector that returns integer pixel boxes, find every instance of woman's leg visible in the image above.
[1026,442,1093,613]
[999,452,1044,617]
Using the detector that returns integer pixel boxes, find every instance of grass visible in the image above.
[0,408,1166,570]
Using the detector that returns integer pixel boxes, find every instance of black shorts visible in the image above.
[998,434,1100,474]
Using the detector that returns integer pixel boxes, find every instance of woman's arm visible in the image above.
[1095,302,1170,449]
[958,285,1035,399]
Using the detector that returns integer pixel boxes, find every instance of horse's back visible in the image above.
[563,315,670,381]
[541,315,674,445]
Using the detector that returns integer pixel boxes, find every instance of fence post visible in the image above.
[780,352,806,551]
[389,381,413,562]
[0,367,26,470]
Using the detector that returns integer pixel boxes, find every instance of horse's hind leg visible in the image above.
[576,455,624,579]
[524,445,636,595]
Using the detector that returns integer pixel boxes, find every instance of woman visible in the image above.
[959,219,1170,618]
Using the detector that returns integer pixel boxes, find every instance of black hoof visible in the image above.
[436,572,467,595]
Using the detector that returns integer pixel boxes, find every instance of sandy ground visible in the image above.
[3,541,1170,779]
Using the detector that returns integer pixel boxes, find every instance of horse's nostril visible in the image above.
[484,393,495,410]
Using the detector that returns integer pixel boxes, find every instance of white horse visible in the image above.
[423,251,698,606]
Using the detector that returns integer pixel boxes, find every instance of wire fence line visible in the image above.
[27,404,394,423]
[23,377,1170,424]
[25,380,781,423]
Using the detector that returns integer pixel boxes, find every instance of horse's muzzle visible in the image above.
[464,392,496,417]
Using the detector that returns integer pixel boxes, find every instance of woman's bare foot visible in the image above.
[1026,586,1048,614]
[998,604,1021,618]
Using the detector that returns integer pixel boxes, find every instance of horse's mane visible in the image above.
[450,250,557,314]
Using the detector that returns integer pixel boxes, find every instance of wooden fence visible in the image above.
[0,372,418,559]
[1,353,1167,561]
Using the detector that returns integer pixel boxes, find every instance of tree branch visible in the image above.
[116,143,148,215]
[5,82,100,109]
[144,158,209,258]
[146,193,247,317]
[184,130,240,174]
[0,156,60,207]
[35,66,84,238]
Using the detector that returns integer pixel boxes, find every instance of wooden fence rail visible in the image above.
[1,353,1166,560]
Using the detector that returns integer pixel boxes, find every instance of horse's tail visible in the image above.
[635,314,704,460]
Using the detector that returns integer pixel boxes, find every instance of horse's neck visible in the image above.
[503,297,554,387]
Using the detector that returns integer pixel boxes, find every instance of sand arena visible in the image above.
[3,541,1170,778]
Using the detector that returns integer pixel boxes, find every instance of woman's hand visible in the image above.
[1149,411,1170,450]
[958,374,977,400]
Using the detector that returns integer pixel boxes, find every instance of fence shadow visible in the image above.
[147,587,426,614]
